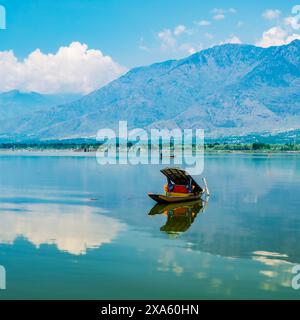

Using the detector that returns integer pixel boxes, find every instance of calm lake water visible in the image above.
[0,152,299,299]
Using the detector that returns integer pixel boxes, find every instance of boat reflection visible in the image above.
[149,200,206,235]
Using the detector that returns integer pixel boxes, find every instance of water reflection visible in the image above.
[149,201,206,234]
[252,251,294,292]
[0,154,300,299]
[0,203,126,255]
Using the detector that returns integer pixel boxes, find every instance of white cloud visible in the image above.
[157,25,202,55]
[229,8,237,14]
[285,34,300,44]
[213,14,225,21]
[188,48,197,55]
[211,7,236,20]
[196,20,211,27]
[257,7,300,48]
[174,24,186,36]
[0,42,127,94]
[256,26,300,47]
[185,47,196,55]
[158,24,194,51]
[139,44,149,51]
[220,36,242,45]
[256,27,286,47]
[284,16,300,30]
[138,37,150,51]
[179,43,202,55]
[262,9,281,20]
[158,29,177,49]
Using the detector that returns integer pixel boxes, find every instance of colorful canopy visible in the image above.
[160,167,203,193]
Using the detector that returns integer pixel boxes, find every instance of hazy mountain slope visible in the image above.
[0,40,300,140]
[0,90,81,121]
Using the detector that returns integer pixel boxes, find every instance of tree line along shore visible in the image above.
[0,142,299,153]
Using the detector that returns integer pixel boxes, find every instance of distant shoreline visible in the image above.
[0,141,299,154]
[0,149,299,156]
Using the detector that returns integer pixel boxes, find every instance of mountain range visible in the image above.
[0,90,81,122]
[0,40,300,141]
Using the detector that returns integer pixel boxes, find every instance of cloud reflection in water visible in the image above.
[0,203,126,255]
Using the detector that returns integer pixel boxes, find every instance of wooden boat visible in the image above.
[148,167,204,204]
[148,193,201,204]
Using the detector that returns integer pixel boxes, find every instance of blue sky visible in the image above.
[0,0,299,93]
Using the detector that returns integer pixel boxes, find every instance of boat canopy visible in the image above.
[160,168,203,193]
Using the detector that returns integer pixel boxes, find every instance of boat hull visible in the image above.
[148,193,201,204]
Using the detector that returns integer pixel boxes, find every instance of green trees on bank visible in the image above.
[0,142,299,152]
[204,142,300,152]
